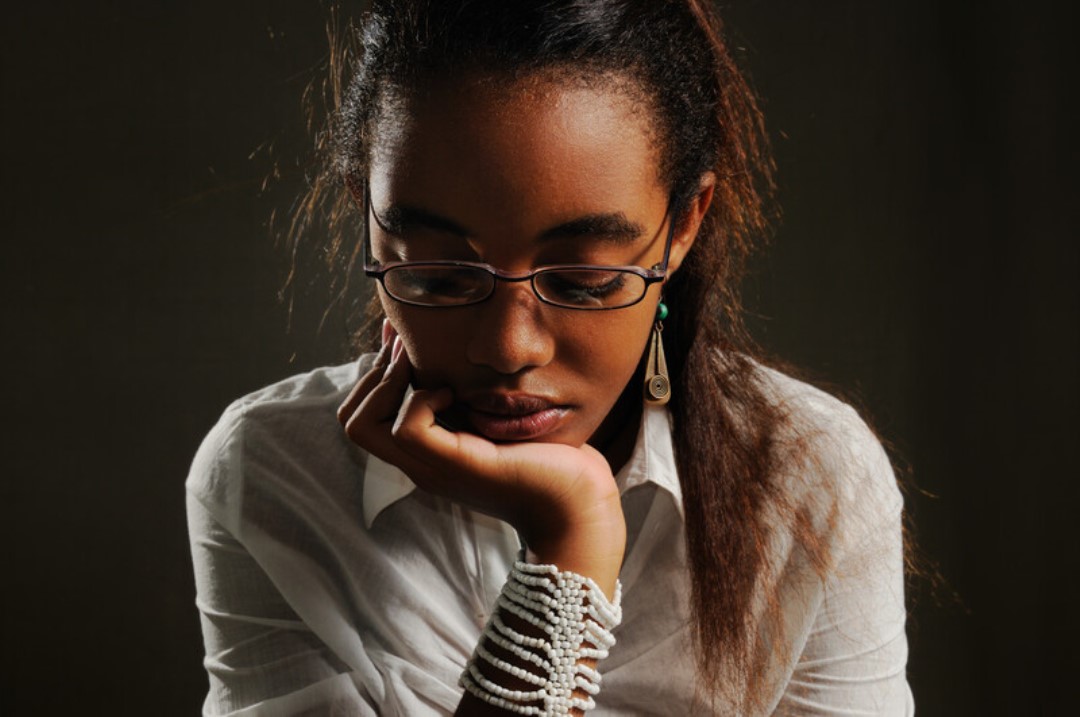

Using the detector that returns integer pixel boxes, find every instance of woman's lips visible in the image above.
[467,406,570,441]
[460,393,570,441]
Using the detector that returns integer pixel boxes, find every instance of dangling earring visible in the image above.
[644,302,671,405]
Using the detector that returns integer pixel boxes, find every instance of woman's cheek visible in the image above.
[390,313,465,388]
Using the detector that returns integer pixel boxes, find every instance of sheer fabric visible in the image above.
[187,358,913,715]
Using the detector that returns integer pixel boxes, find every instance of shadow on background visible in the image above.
[2,1,1075,714]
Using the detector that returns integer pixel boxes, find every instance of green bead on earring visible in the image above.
[655,302,669,321]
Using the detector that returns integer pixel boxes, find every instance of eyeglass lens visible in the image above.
[382,266,648,309]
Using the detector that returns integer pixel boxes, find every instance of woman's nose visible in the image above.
[465,282,556,375]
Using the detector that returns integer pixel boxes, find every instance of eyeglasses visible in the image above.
[362,190,675,310]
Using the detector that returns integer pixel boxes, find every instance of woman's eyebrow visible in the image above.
[539,213,646,245]
[375,204,469,236]
[376,204,645,245]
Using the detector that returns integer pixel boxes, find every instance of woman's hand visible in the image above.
[336,322,626,595]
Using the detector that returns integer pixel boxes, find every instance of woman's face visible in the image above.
[365,75,701,451]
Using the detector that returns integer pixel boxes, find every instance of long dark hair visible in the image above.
[290,0,839,710]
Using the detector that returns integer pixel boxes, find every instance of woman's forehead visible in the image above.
[367,75,667,228]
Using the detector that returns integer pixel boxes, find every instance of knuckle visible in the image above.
[375,368,400,391]
[344,413,371,444]
[390,418,419,445]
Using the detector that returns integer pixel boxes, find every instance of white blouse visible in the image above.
[187,357,914,715]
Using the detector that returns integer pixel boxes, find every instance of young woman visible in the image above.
[187,1,913,714]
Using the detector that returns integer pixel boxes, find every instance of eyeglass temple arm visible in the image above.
[362,186,379,270]
[654,195,679,274]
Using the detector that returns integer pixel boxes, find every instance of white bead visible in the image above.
[462,559,624,716]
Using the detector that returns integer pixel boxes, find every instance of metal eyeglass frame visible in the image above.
[361,188,677,310]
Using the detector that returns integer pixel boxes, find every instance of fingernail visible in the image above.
[391,335,404,363]
[381,318,392,347]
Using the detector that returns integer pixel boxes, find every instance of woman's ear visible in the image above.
[665,172,716,278]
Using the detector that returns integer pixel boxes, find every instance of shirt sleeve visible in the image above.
[773,405,915,716]
[186,410,380,717]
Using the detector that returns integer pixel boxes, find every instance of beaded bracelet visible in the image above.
[459,557,623,715]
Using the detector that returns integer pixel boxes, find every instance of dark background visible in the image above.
[2,1,1075,714]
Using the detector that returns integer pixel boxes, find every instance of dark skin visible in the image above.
[336,74,714,713]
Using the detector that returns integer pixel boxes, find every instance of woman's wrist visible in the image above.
[459,553,624,716]
[521,510,626,601]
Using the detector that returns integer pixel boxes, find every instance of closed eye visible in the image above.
[538,270,632,305]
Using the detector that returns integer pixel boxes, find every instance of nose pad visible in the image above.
[465,282,555,375]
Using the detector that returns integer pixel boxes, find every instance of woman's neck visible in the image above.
[589,382,643,476]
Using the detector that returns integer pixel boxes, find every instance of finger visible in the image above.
[380,317,394,347]
[336,322,397,424]
[392,386,455,443]
[351,347,464,482]
[343,336,414,454]
[392,385,500,479]
[336,341,392,424]
[392,387,535,520]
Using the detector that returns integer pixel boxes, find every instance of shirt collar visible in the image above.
[361,403,684,530]
[614,403,683,517]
